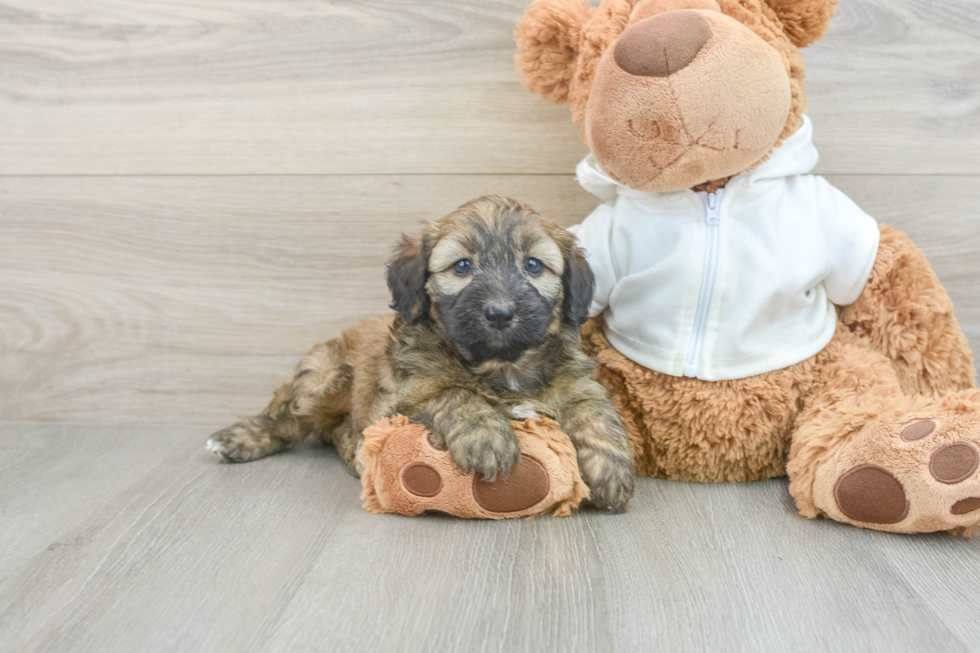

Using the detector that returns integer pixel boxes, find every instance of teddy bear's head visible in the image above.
[516,0,838,192]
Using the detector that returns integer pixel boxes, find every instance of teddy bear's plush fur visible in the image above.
[516,0,980,534]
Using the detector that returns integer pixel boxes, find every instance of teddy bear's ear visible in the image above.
[764,0,840,48]
[515,0,592,104]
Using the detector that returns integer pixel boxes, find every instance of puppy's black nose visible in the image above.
[485,304,515,329]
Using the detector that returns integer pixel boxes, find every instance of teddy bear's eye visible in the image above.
[524,257,544,276]
[452,259,473,276]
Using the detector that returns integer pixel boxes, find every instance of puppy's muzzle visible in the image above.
[484,303,515,330]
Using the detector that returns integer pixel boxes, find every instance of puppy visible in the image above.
[207,196,635,511]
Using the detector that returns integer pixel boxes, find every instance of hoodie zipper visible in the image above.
[683,189,724,378]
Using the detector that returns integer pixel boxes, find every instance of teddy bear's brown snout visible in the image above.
[614,11,711,78]
[584,9,793,193]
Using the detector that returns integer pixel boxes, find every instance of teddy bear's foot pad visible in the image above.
[359,416,590,518]
[814,411,980,534]
[834,465,909,525]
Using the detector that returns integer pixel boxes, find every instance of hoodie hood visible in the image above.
[576,115,819,201]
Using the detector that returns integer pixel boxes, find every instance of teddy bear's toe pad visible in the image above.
[402,463,444,497]
[951,497,980,515]
[901,420,936,441]
[814,413,980,533]
[929,443,979,484]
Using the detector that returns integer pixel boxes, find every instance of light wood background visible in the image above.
[1,0,978,424]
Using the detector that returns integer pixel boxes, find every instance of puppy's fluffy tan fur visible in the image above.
[208,196,635,511]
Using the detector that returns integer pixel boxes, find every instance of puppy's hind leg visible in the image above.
[207,340,353,463]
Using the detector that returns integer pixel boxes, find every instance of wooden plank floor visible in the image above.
[1,422,979,653]
[2,0,980,650]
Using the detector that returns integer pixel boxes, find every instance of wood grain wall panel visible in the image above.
[1,0,977,175]
[1,174,976,423]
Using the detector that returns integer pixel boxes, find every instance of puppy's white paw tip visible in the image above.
[509,402,540,420]
[206,437,230,461]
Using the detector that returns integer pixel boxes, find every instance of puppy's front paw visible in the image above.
[206,433,234,462]
[447,423,521,482]
[581,453,635,513]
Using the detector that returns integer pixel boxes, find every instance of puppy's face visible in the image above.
[386,196,594,364]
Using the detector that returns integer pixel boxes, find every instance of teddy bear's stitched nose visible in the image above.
[614,10,711,77]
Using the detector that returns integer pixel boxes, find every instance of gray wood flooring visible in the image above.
[2,422,980,653]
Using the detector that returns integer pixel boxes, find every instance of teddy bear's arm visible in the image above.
[816,178,882,308]
[839,225,976,396]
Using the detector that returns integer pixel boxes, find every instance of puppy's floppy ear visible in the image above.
[560,237,595,327]
[386,233,430,324]
[764,0,840,48]
[515,0,591,104]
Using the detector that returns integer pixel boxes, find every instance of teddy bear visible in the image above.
[515,0,980,534]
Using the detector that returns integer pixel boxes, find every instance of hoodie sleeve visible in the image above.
[815,177,881,306]
[567,202,618,318]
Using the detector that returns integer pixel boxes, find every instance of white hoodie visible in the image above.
[570,115,880,381]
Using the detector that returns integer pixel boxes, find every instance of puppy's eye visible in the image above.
[524,257,544,276]
[452,259,473,276]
